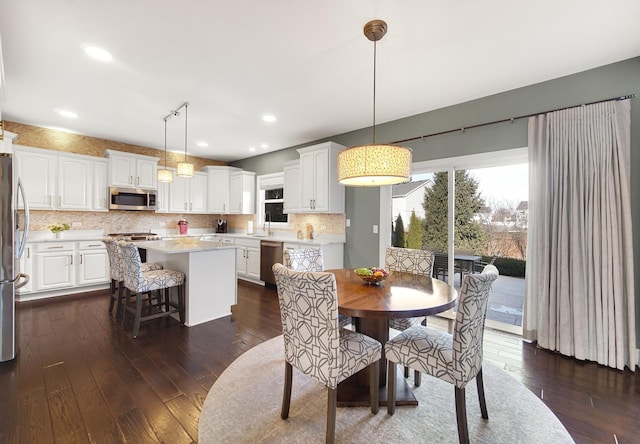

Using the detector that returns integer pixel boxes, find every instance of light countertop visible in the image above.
[132,239,237,254]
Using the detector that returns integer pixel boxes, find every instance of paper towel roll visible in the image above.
[247,220,254,235]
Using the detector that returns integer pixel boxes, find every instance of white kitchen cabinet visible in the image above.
[15,145,105,212]
[93,160,109,211]
[106,149,159,189]
[283,242,344,270]
[168,170,208,213]
[156,179,170,212]
[76,241,110,285]
[229,170,255,214]
[35,243,75,291]
[15,148,56,209]
[202,165,235,213]
[296,142,345,213]
[283,160,301,213]
[235,237,260,281]
[57,156,92,210]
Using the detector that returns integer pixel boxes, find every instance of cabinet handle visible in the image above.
[26,248,30,259]
[69,255,73,265]
[190,202,193,210]
[137,176,140,185]
[184,203,187,210]
[87,244,102,247]
[129,176,133,184]
[80,254,83,264]
[58,196,62,206]
[48,246,64,249]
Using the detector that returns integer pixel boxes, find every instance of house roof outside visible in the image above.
[392,180,431,199]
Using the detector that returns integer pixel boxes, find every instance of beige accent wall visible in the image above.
[5,121,226,170]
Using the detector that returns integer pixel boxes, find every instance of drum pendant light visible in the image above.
[337,20,412,186]
[157,118,173,183]
[177,102,194,178]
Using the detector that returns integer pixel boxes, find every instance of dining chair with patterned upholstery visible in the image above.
[385,264,499,444]
[102,238,163,318]
[272,263,382,444]
[384,246,434,384]
[283,247,353,329]
[118,241,186,338]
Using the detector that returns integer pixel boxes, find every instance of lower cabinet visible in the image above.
[19,240,110,300]
[234,238,261,281]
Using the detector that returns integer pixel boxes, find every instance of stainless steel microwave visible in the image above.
[109,186,157,211]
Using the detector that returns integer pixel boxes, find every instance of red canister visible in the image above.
[178,219,188,235]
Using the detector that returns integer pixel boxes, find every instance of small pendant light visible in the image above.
[157,117,173,183]
[177,102,194,178]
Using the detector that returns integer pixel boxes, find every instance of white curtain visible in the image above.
[524,99,636,371]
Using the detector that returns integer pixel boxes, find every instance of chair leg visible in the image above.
[108,279,116,313]
[116,281,124,319]
[281,362,292,419]
[476,367,489,419]
[455,386,469,444]
[369,361,379,414]
[121,288,130,328]
[326,387,337,444]
[387,361,396,415]
[132,291,143,338]
[178,284,185,324]
[414,370,421,387]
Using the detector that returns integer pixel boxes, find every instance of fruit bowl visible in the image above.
[354,267,390,285]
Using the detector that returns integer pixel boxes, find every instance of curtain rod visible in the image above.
[392,94,636,145]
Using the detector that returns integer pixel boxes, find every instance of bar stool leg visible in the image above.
[178,284,185,324]
[121,288,130,328]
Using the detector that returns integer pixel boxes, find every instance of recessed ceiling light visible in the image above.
[56,109,78,119]
[249,147,256,152]
[262,114,276,123]
[197,141,209,147]
[261,143,269,149]
[84,45,113,62]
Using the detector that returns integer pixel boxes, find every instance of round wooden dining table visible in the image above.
[328,268,458,407]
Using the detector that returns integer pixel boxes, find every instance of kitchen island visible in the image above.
[133,239,237,326]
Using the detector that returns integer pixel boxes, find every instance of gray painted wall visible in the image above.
[233,56,640,342]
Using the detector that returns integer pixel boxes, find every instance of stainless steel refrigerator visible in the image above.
[0,153,29,362]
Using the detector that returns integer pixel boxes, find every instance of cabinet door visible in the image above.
[37,252,74,290]
[77,250,109,285]
[58,157,91,210]
[299,152,315,211]
[207,169,230,213]
[236,248,247,275]
[246,247,261,280]
[169,175,189,212]
[136,159,157,189]
[15,150,56,209]
[93,161,109,211]
[283,161,301,213]
[189,173,208,213]
[156,177,171,213]
[109,155,136,187]
[229,174,243,213]
[311,149,329,212]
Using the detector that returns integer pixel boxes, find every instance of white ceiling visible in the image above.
[1,1,639,162]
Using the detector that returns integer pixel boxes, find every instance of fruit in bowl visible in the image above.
[354,267,390,284]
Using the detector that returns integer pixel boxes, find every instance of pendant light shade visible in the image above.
[337,20,412,187]
[157,118,173,183]
[177,102,194,178]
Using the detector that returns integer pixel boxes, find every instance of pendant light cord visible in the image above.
[372,39,377,144]
[163,119,168,168]
[184,103,189,162]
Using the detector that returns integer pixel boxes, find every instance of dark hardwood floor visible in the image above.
[1,281,638,443]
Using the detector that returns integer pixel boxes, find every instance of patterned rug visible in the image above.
[198,335,574,443]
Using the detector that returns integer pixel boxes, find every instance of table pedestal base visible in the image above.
[337,368,418,407]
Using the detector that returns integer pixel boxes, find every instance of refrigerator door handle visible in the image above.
[16,178,30,260]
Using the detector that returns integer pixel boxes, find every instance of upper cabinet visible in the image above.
[105,149,159,189]
[202,165,234,214]
[296,142,345,213]
[283,160,301,213]
[14,145,108,212]
[168,170,208,213]
[229,170,255,214]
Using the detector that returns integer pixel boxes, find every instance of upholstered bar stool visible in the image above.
[102,238,163,319]
[118,241,186,338]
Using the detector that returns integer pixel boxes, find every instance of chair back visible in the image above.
[385,247,434,276]
[452,265,499,386]
[272,263,341,388]
[283,248,324,272]
[103,237,123,281]
[117,241,145,292]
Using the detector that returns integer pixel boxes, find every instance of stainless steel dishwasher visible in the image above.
[260,240,283,286]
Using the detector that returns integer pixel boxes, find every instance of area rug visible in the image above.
[198,336,574,443]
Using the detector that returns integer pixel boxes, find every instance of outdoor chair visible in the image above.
[272,263,382,444]
[385,264,499,444]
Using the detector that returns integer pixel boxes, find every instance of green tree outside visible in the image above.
[393,214,405,247]
[406,210,423,249]
[422,170,487,252]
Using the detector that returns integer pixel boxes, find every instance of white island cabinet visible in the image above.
[136,240,237,326]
